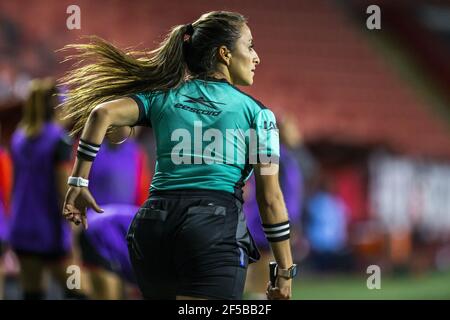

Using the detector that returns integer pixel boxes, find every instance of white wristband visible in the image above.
[68,176,89,187]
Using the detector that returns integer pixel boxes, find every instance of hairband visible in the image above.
[183,23,194,42]
[185,23,194,36]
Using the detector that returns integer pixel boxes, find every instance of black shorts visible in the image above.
[126,189,260,300]
[78,231,114,272]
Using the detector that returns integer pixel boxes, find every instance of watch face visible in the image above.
[291,265,298,278]
[277,264,298,279]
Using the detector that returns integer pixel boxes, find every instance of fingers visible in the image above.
[267,290,289,300]
[62,187,102,230]
[266,283,291,300]
[63,203,83,227]
[63,204,78,220]
[62,187,81,221]
[81,213,88,230]
[82,189,104,214]
[63,209,73,220]
[266,282,273,300]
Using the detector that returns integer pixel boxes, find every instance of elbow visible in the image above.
[90,103,110,123]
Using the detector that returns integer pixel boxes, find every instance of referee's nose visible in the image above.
[254,53,260,66]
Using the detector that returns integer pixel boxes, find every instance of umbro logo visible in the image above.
[181,95,225,110]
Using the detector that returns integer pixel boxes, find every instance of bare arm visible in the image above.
[254,163,293,299]
[63,97,140,229]
[55,163,71,207]
[71,97,140,179]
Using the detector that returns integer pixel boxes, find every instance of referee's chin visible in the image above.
[248,73,256,86]
[234,74,254,86]
[242,77,254,86]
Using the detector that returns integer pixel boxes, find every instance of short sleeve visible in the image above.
[128,92,153,127]
[249,108,280,164]
[55,133,73,163]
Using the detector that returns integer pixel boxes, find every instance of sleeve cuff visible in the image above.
[128,95,151,127]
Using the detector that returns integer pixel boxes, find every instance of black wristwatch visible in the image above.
[276,264,298,279]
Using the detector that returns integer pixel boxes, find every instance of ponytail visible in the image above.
[59,11,246,137]
[58,24,190,136]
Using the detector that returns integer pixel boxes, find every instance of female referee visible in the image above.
[60,11,296,300]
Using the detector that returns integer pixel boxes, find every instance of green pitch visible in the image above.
[291,271,450,300]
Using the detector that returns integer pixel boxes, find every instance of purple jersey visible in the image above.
[89,141,141,205]
[0,201,6,243]
[85,204,138,283]
[244,144,303,249]
[8,122,72,254]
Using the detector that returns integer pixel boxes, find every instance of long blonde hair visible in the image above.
[58,11,246,136]
[19,78,57,137]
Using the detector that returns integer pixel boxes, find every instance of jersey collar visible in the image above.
[196,76,231,84]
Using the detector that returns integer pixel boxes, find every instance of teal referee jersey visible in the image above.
[130,77,279,196]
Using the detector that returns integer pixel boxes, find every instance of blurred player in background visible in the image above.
[7,78,80,299]
[81,204,140,299]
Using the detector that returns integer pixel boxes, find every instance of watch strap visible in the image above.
[67,176,89,187]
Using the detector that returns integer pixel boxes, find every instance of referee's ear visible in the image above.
[218,46,231,66]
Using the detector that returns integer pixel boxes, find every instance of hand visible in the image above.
[62,186,104,230]
[266,276,292,300]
